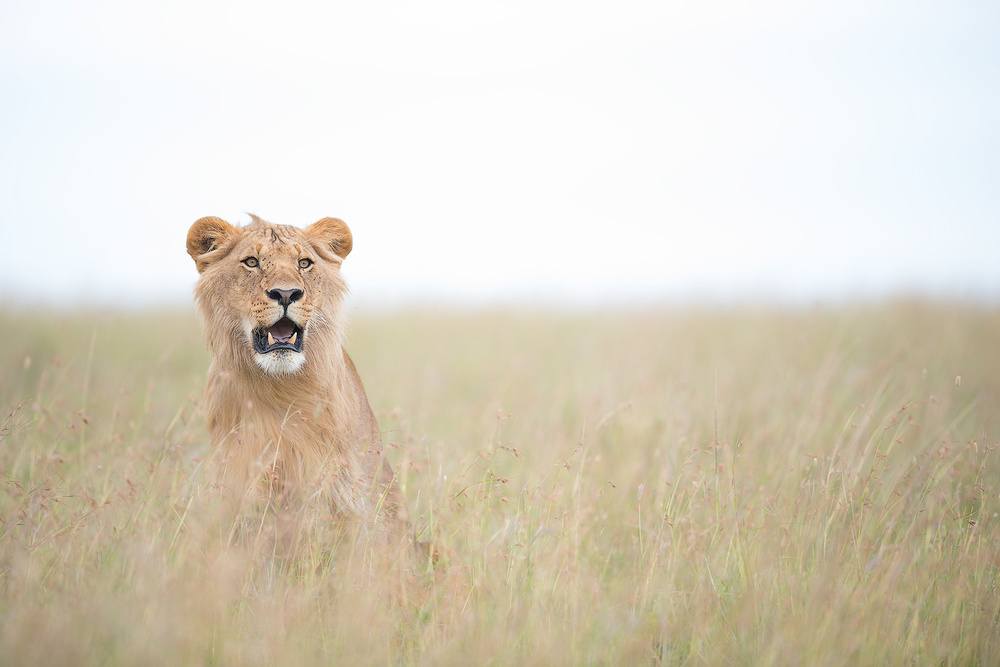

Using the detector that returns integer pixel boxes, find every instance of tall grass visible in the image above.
[1,302,998,664]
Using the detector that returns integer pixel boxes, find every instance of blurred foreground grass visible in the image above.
[1,302,999,665]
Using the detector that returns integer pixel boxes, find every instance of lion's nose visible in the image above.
[266,288,304,307]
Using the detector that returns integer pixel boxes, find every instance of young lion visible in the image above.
[186,214,407,546]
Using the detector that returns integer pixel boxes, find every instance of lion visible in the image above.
[185,214,408,547]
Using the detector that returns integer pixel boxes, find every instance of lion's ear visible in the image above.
[187,216,239,273]
[306,217,353,260]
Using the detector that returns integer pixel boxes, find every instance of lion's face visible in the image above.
[186,216,353,376]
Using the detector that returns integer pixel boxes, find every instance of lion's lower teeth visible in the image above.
[267,332,275,346]
[290,332,297,345]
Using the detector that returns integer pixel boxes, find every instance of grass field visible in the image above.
[1,301,999,665]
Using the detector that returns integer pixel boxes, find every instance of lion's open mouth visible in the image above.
[253,317,305,354]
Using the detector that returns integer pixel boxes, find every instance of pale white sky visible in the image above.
[1,0,998,307]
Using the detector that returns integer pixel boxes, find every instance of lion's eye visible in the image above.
[298,258,313,269]
[242,257,259,268]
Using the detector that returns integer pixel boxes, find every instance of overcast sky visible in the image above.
[1,0,997,307]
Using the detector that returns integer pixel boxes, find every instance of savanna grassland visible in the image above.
[1,302,999,665]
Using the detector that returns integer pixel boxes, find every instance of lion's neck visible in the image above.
[208,329,352,424]
[245,344,347,412]
[205,339,360,493]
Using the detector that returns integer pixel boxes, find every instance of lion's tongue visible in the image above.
[268,319,295,342]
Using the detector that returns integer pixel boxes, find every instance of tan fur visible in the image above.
[186,214,407,544]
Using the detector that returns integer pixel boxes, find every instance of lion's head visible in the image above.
[186,215,353,376]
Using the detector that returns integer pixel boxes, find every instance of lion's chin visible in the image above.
[253,349,306,375]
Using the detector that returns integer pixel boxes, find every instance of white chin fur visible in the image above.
[254,350,306,375]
